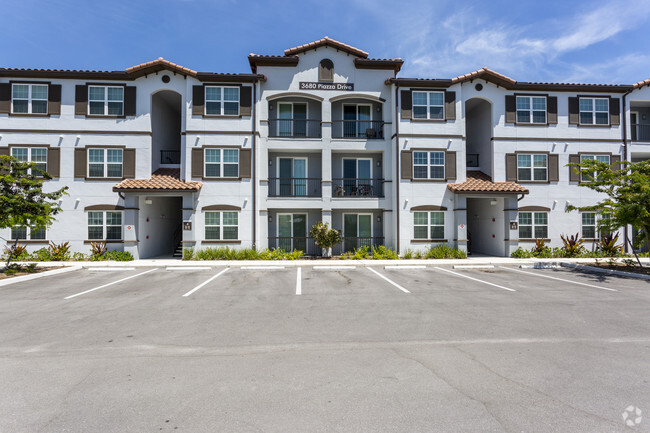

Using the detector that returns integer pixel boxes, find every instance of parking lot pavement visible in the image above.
[1,264,650,432]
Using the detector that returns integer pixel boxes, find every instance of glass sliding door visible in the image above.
[293,104,307,137]
[278,103,307,137]
[342,105,372,138]
[278,157,307,196]
[278,103,292,137]
[277,213,307,252]
[343,213,372,251]
[357,105,371,137]
[343,105,356,138]
[342,159,372,196]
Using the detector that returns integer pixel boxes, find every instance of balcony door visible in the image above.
[343,213,372,252]
[278,213,307,252]
[278,103,307,137]
[278,157,307,196]
[343,158,372,195]
[343,104,371,138]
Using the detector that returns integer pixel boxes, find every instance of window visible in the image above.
[204,148,239,178]
[88,86,124,116]
[582,212,611,239]
[88,211,122,240]
[517,154,547,181]
[519,212,548,239]
[205,86,239,116]
[414,211,445,240]
[11,147,47,175]
[88,148,123,178]
[413,151,445,179]
[11,226,46,240]
[579,97,609,125]
[12,83,48,114]
[319,59,334,82]
[580,154,610,181]
[516,96,546,124]
[412,91,444,120]
[205,211,238,240]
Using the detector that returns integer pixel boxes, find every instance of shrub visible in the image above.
[48,241,71,261]
[341,245,370,260]
[371,245,399,260]
[3,243,28,261]
[30,247,52,261]
[597,232,623,257]
[532,238,549,255]
[90,250,134,261]
[309,222,342,257]
[560,233,585,258]
[72,252,88,261]
[90,242,108,257]
[402,249,414,259]
[425,244,467,259]
[182,248,194,261]
[189,247,301,261]
[511,247,534,258]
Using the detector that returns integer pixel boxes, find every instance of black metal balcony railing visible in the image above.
[631,123,650,142]
[332,178,384,197]
[160,150,181,164]
[268,119,322,138]
[333,237,385,255]
[466,153,479,167]
[332,120,385,139]
[268,178,322,197]
[268,237,320,255]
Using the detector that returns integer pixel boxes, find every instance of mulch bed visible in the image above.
[0,266,63,280]
[588,262,650,276]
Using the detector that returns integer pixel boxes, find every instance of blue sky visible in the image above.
[2,0,649,84]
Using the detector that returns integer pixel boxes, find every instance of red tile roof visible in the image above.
[113,168,202,192]
[284,36,369,58]
[447,171,528,194]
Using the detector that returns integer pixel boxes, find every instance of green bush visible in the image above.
[182,248,194,261]
[72,252,88,261]
[190,247,302,260]
[341,245,370,260]
[48,241,71,261]
[30,247,52,261]
[425,244,467,259]
[91,250,134,261]
[371,245,399,260]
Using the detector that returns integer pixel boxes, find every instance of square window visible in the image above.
[412,91,444,120]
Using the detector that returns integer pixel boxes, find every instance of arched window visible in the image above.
[319,59,334,82]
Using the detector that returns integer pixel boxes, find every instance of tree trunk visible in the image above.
[4,237,19,270]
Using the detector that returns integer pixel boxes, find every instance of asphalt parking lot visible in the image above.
[1,264,649,432]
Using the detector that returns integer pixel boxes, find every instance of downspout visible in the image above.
[621,89,631,252]
[252,79,257,248]
[395,82,400,253]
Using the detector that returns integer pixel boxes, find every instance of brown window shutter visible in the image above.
[75,85,88,116]
[192,85,204,116]
[547,96,557,124]
[609,97,620,126]
[239,148,252,178]
[240,86,252,117]
[505,95,516,123]
[568,97,579,125]
[611,154,621,168]
[445,151,457,180]
[48,84,62,116]
[0,83,10,114]
[400,90,412,120]
[400,150,412,179]
[124,86,136,117]
[0,147,9,156]
[47,147,60,178]
[505,153,517,181]
[444,91,456,120]
[569,154,580,182]
[74,148,87,178]
[548,154,558,182]
[191,148,203,178]
[123,149,136,178]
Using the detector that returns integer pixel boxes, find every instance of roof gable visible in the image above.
[126,57,197,78]
[284,36,368,58]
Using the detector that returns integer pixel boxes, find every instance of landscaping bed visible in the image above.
[0,263,63,279]
[585,261,650,276]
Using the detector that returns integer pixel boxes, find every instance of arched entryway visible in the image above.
[151,90,182,171]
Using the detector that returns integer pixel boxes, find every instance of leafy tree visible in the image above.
[568,159,650,266]
[309,222,342,257]
[0,155,68,268]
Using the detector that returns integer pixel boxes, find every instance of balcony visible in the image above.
[160,150,181,165]
[268,119,322,138]
[268,177,322,197]
[466,153,479,168]
[332,120,385,139]
[332,178,384,198]
[631,124,650,142]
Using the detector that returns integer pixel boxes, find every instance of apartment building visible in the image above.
[1,37,648,258]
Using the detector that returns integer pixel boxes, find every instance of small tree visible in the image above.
[309,222,342,258]
[568,158,650,266]
[0,155,68,268]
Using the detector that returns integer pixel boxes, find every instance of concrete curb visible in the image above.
[0,266,82,287]
[560,262,650,281]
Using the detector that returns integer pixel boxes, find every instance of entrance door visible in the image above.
[343,159,372,195]
[278,103,307,137]
[278,157,307,196]
[343,105,372,138]
[343,213,372,251]
[631,111,639,141]
[278,213,307,252]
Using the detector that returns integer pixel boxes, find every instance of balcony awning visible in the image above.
[113,168,202,192]
[447,171,528,194]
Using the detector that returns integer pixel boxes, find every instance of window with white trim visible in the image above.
[413,151,445,179]
[11,226,46,240]
[87,211,122,240]
[516,96,546,124]
[580,154,610,181]
[11,147,47,175]
[519,212,548,239]
[205,86,239,116]
[582,212,611,239]
[517,154,548,181]
[88,148,123,178]
[88,86,124,116]
[579,97,609,125]
[204,148,239,178]
[412,91,444,120]
[12,83,48,114]
[414,211,445,240]
[205,211,239,240]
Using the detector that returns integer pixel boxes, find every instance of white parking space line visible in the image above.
[86,267,136,272]
[384,265,426,270]
[367,267,410,294]
[498,266,618,292]
[434,267,516,292]
[65,268,159,299]
[313,265,356,270]
[453,265,494,270]
[182,268,230,297]
[165,266,212,271]
[296,267,302,295]
[241,266,285,270]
